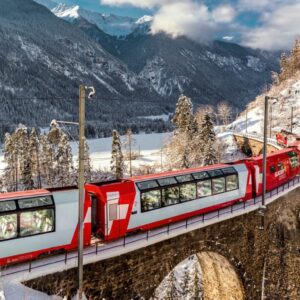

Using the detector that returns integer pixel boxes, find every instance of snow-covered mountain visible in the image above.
[230,73,300,136]
[35,0,153,37]
[0,0,161,139]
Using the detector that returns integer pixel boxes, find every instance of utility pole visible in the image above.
[78,85,85,300]
[261,96,269,229]
[290,106,294,134]
[245,109,248,133]
[77,85,95,300]
[129,130,132,177]
[269,104,272,138]
[260,96,278,229]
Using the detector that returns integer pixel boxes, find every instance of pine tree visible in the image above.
[3,133,16,191]
[29,128,41,188]
[172,95,194,134]
[39,133,53,187]
[123,128,136,176]
[200,113,218,166]
[292,38,300,71]
[110,130,124,179]
[56,133,73,187]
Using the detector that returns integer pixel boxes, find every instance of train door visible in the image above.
[90,194,99,235]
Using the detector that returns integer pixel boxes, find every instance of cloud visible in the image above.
[101,0,237,42]
[212,5,236,23]
[242,2,300,50]
[100,0,173,9]
[150,2,216,41]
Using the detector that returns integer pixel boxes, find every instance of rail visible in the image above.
[1,176,300,282]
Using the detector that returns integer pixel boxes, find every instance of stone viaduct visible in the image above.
[233,133,282,156]
[27,186,300,300]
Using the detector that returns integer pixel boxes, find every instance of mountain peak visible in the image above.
[135,15,153,25]
[52,4,80,19]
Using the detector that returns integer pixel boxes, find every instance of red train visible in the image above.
[1,146,300,266]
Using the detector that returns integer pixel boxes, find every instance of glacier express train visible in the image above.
[0,147,299,266]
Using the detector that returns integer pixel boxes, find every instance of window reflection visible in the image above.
[197,180,212,197]
[0,214,17,241]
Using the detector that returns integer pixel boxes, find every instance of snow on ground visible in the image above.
[71,132,172,171]
[153,254,203,300]
[228,78,300,137]
[137,114,171,122]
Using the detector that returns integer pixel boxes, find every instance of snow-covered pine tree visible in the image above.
[2,133,17,191]
[56,133,74,187]
[15,124,32,190]
[29,128,42,188]
[39,133,53,187]
[292,38,300,71]
[172,95,194,134]
[200,113,218,166]
[123,128,136,176]
[110,130,124,179]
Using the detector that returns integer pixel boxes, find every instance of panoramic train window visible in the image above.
[18,196,53,209]
[137,180,159,190]
[20,208,54,237]
[221,167,237,175]
[0,201,16,212]
[192,171,209,180]
[176,174,193,183]
[197,180,212,197]
[278,163,283,170]
[0,214,18,241]
[207,169,223,177]
[180,183,196,202]
[212,177,226,194]
[162,186,179,206]
[141,190,161,212]
[226,174,238,191]
[158,177,177,187]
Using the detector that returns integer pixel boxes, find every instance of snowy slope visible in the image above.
[229,74,300,137]
[35,0,152,37]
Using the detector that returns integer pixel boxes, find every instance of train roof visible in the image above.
[245,147,298,162]
[0,189,51,201]
[130,163,231,182]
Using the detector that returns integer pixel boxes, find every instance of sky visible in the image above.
[58,0,300,50]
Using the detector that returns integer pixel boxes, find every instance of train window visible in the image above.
[109,204,118,221]
[197,180,212,197]
[141,190,161,212]
[278,163,283,170]
[290,156,299,168]
[137,180,159,190]
[176,174,193,183]
[0,214,18,241]
[20,208,54,237]
[207,169,223,178]
[221,167,237,175]
[162,187,179,206]
[157,177,177,187]
[269,166,276,173]
[226,174,238,191]
[192,172,209,180]
[18,196,53,209]
[212,177,226,194]
[0,201,16,212]
[180,183,196,202]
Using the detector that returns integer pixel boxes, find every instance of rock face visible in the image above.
[26,187,300,299]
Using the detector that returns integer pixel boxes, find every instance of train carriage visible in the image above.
[0,188,91,266]
[85,163,253,241]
